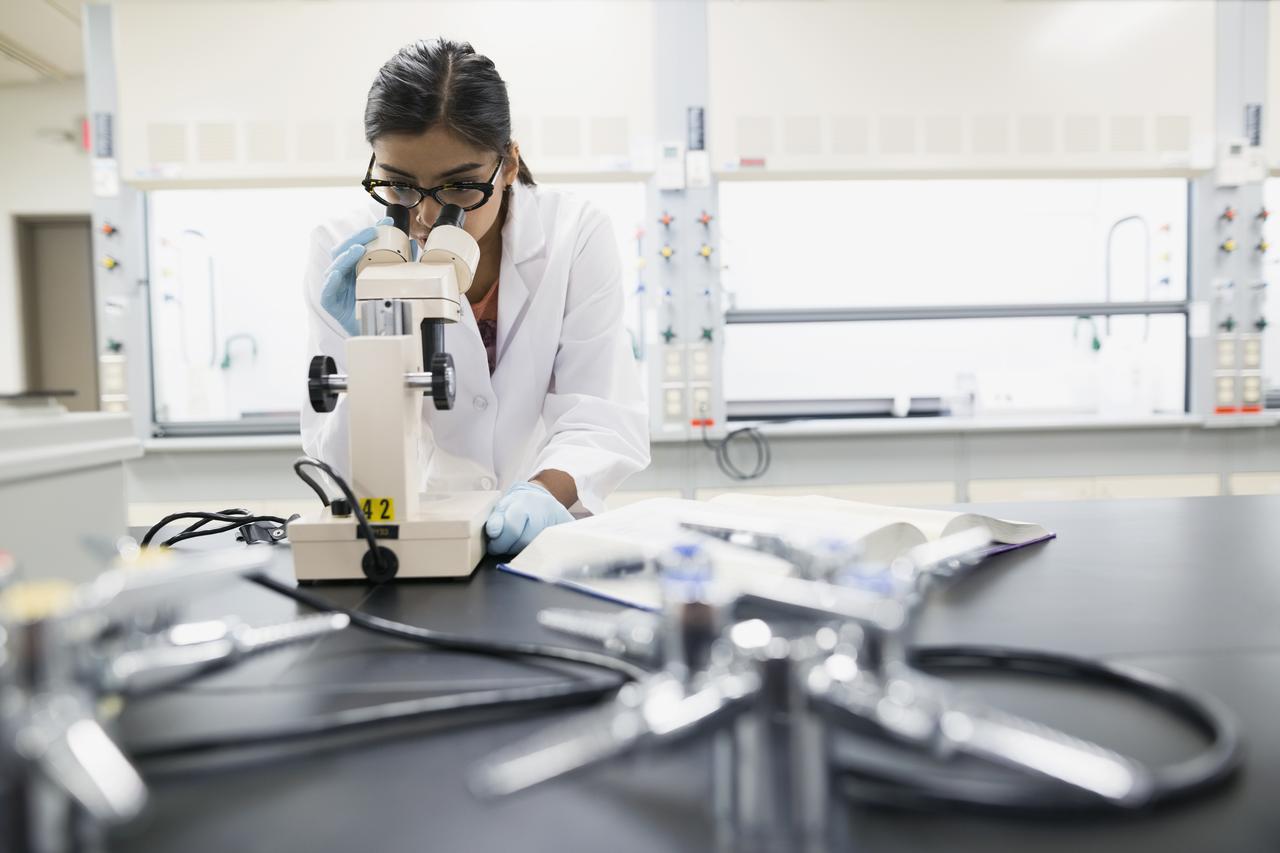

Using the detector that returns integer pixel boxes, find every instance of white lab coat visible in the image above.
[300,181,649,515]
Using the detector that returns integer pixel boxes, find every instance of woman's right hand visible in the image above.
[320,216,393,335]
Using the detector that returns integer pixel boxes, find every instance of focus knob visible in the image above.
[430,352,455,411]
[308,355,339,413]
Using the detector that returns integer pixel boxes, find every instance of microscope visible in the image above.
[291,205,499,582]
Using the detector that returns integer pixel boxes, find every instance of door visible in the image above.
[18,216,99,412]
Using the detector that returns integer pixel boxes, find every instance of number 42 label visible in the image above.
[360,497,396,522]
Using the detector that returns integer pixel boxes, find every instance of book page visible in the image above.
[504,495,1050,609]
[708,494,1047,544]
[939,513,1048,545]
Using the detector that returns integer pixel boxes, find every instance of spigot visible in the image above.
[2,578,149,848]
[538,607,660,664]
[13,693,148,825]
[807,660,1152,806]
[103,612,350,694]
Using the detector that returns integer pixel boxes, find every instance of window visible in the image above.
[145,183,646,432]
[147,187,364,428]
[718,178,1189,417]
[724,314,1186,417]
[719,178,1187,309]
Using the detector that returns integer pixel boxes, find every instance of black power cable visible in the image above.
[130,676,621,762]
[175,507,250,536]
[248,572,650,683]
[142,510,291,548]
[292,460,332,507]
[701,423,772,481]
[835,644,1243,813]
[292,455,387,579]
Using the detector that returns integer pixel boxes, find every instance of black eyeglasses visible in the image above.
[362,155,504,212]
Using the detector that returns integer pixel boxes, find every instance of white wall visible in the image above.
[0,78,92,392]
[112,0,655,185]
[107,0,1222,185]
[708,0,1216,175]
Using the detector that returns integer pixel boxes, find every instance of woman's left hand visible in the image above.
[484,481,574,555]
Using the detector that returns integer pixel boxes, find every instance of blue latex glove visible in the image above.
[319,217,393,335]
[485,481,574,555]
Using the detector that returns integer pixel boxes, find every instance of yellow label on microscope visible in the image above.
[360,497,396,522]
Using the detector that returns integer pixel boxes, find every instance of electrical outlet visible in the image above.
[664,349,684,382]
[664,387,684,422]
[1241,336,1261,369]
[690,346,711,381]
[1216,338,1236,369]
[691,385,711,414]
[1215,376,1237,406]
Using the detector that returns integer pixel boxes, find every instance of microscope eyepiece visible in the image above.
[433,204,466,230]
[385,203,412,236]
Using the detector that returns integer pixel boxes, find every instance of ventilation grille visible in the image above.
[729,113,1195,161]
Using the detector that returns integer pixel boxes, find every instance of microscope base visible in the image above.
[289,491,499,581]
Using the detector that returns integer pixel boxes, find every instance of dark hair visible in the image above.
[364,39,535,186]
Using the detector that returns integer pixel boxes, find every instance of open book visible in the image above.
[499,494,1054,610]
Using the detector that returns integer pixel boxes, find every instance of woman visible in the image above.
[301,39,649,555]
